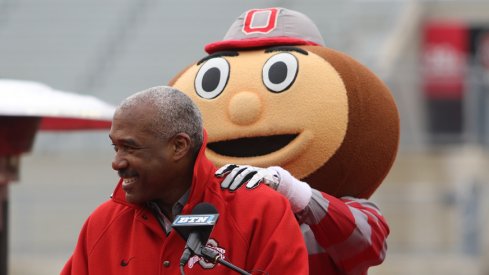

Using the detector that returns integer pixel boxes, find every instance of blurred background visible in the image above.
[1,0,489,274]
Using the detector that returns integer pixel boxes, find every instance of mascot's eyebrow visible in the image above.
[197,51,239,65]
[265,46,308,55]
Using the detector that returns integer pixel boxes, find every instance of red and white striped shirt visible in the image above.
[297,190,389,274]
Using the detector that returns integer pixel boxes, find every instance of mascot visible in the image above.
[170,7,399,274]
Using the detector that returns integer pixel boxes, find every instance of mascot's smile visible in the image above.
[207,134,298,157]
[205,129,314,175]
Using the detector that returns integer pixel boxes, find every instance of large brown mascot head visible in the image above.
[170,7,400,198]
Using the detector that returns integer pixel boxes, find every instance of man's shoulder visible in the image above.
[87,198,136,226]
[220,185,291,213]
[213,184,297,247]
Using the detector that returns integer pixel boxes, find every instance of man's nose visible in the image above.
[112,154,128,171]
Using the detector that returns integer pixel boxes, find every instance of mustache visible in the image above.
[118,169,138,178]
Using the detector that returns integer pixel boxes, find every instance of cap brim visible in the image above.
[205,37,319,54]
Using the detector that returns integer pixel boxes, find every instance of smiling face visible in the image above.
[109,104,182,205]
[172,46,349,180]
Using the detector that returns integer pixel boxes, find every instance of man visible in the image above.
[61,86,308,274]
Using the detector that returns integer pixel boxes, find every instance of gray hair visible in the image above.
[117,86,203,155]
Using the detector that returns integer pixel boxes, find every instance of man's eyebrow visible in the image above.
[264,46,308,55]
[109,135,140,147]
[197,51,239,65]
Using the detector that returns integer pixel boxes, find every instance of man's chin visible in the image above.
[125,193,144,205]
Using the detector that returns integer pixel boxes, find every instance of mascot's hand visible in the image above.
[216,164,280,191]
[216,164,312,213]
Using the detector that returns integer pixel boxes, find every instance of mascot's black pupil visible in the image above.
[202,67,221,92]
[268,61,287,84]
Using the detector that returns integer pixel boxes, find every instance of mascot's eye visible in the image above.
[262,52,298,93]
[195,57,230,99]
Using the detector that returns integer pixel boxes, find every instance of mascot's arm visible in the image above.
[217,164,389,273]
[217,165,312,212]
[301,191,389,273]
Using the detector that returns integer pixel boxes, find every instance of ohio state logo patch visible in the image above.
[187,238,226,270]
[242,8,279,34]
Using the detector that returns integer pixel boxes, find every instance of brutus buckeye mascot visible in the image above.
[170,7,399,274]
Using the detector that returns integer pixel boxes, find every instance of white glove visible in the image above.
[216,164,280,191]
[215,164,312,213]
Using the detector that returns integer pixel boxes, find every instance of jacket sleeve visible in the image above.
[242,187,309,274]
[60,217,91,275]
[297,189,389,274]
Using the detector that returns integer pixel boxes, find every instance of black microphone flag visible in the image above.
[172,202,219,255]
[173,202,251,275]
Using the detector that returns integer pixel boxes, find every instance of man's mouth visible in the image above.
[123,177,137,185]
[207,134,298,157]
[122,177,137,191]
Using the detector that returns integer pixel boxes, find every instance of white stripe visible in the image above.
[297,189,329,225]
[300,224,326,255]
[325,206,373,262]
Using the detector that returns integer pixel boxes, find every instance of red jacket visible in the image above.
[61,138,309,275]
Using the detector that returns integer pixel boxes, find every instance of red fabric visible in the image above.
[39,117,112,131]
[308,253,341,274]
[306,194,389,274]
[205,37,319,54]
[422,21,468,99]
[61,134,308,275]
[0,116,40,155]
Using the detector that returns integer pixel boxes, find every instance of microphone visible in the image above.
[171,202,219,267]
[172,202,251,275]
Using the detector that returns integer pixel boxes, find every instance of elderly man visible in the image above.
[61,86,308,274]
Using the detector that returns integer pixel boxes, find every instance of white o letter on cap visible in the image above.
[242,8,279,34]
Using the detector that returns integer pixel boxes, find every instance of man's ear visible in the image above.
[171,133,192,160]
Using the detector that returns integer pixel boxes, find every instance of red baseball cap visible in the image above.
[205,8,325,54]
